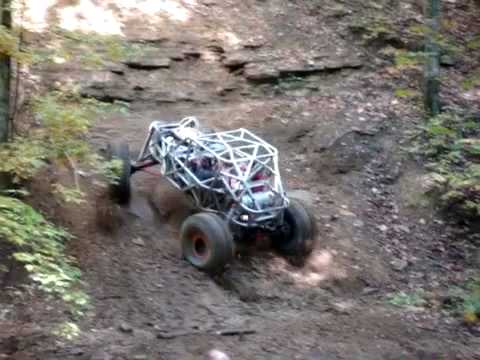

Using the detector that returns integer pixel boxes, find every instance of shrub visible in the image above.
[463,278,480,324]
[0,194,89,317]
[0,91,127,183]
[415,109,480,220]
[0,91,125,326]
[0,17,128,338]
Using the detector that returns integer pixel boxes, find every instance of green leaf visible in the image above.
[427,126,456,137]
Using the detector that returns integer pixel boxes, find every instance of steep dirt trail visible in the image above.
[3,1,480,359]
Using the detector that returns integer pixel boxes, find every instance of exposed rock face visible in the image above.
[244,63,280,82]
[78,67,204,103]
[104,62,126,75]
[226,50,364,82]
[124,58,171,70]
[79,71,134,103]
[277,57,364,76]
[222,51,252,69]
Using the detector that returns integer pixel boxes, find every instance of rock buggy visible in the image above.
[108,117,316,272]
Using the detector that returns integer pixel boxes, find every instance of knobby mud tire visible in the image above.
[180,212,234,273]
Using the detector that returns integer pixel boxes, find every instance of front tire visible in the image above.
[106,142,131,204]
[273,199,317,257]
[180,212,234,273]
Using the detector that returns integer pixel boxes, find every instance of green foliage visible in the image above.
[407,23,462,55]
[420,111,479,157]
[364,21,393,41]
[0,25,33,63]
[463,278,480,324]
[33,92,99,157]
[0,91,128,183]
[467,36,480,50]
[0,91,127,322]
[0,16,133,337]
[407,24,430,36]
[53,321,81,340]
[350,15,395,44]
[461,70,480,91]
[394,88,418,98]
[0,195,89,316]
[443,278,480,323]
[52,184,86,205]
[0,138,48,182]
[441,19,457,32]
[387,290,426,308]
[394,50,424,70]
[434,34,462,56]
[96,157,123,185]
[415,109,480,219]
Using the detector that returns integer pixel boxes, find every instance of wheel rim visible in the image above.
[277,216,294,246]
[192,233,209,259]
[185,230,211,266]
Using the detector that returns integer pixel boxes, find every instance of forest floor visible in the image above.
[1,1,480,359]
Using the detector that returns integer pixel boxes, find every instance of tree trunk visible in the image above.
[0,0,11,189]
[424,0,441,116]
[0,0,11,143]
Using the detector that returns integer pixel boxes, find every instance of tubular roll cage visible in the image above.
[132,117,289,227]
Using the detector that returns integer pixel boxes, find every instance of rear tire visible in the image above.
[106,142,131,204]
[180,212,234,273]
[272,198,317,257]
